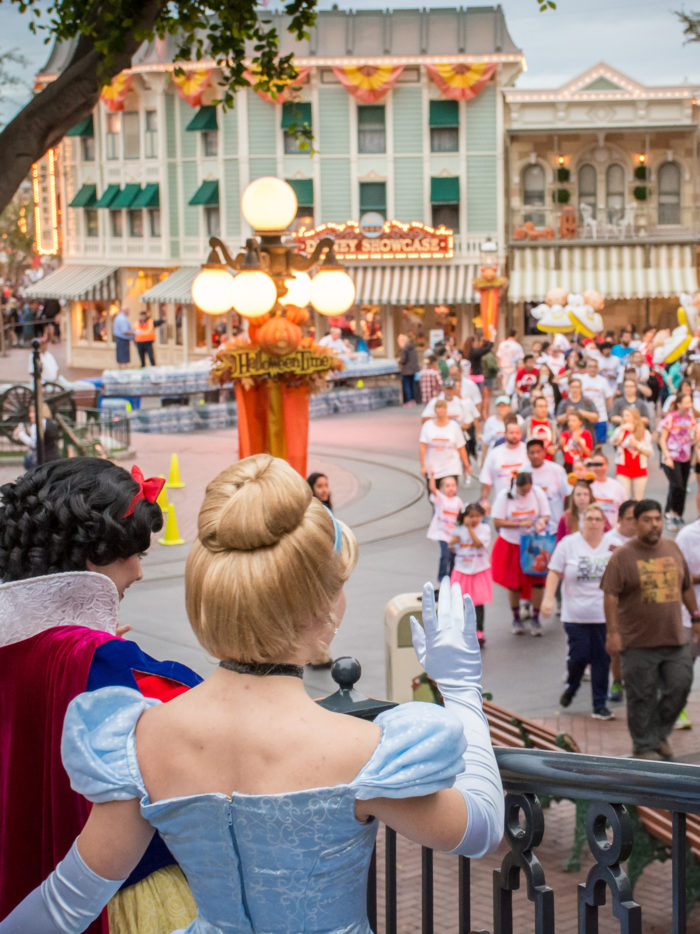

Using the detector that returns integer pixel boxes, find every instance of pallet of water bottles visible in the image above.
[121,384,401,434]
[101,362,215,398]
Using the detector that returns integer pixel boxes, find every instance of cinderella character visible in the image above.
[0,454,504,934]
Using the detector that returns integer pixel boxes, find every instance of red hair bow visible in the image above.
[123,465,165,517]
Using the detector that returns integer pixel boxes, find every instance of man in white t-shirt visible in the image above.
[595,342,621,393]
[479,421,528,506]
[455,361,483,411]
[319,326,353,357]
[580,356,613,445]
[496,329,524,385]
[28,340,59,383]
[419,399,471,483]
[421,379,479,430]
[526,438,568,535]
[587,452,627,528]
[675,517,700,638]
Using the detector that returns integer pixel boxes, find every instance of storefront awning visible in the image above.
[189,180,219,206]
[350,262,478,305]
[69,184,97,208]
[508,244,698,302]
[23,265,119,301]
[140,267,200,304]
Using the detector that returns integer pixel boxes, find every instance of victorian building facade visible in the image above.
[504,63,699,335]
[27,6,522,368]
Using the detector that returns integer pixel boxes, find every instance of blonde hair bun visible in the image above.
[198,453,312,551]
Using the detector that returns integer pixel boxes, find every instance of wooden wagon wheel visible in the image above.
[0,384,33,440]
[43,382,76,422]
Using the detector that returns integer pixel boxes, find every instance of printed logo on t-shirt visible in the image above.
[637,557,681,604]
[576,556,608,582]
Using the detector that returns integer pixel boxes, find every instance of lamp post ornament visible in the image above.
[193,177,356,476]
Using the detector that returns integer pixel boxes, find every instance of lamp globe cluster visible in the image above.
[191,177,355,319]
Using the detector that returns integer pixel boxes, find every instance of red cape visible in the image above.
[0,626,114,934]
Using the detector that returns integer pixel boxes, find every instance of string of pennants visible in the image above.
[99,61,497,111]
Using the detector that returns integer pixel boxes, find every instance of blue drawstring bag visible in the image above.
[520,533,556,576]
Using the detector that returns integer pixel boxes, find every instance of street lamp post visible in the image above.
[192,177,356,320]
[194,177,357,475]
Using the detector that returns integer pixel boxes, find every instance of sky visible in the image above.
[0,0,699,123]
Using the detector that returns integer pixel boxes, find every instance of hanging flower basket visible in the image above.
[634,165,648,181]
[556,167,570,183]
[555,188,571,204]
[633,186,648,201]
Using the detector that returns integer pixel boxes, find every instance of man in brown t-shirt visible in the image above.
[600,499,700,760]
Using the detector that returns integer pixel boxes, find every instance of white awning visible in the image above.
[508,244,698,302]
[24,265,119,301]
[140,267,199,304]
[349,262,478,305]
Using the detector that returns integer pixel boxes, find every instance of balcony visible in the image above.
[509,204,698,246]
[320,660,700,933]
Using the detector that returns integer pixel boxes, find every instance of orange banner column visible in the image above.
[234,383,268,458]
[282,384,311,477]
[266,380,287,460]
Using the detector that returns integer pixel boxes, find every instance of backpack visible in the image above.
[481,351,499,380]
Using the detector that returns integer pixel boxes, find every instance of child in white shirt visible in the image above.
[427,474,464,581]
[449,503,492,646]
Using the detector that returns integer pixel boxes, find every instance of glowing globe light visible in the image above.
[191,266,237,316]
[310,268,356,317]
[241,177,298,232]
[230,270,278,318]
[280,271,311,307]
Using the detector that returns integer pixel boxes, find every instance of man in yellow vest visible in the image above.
[133,309,163,367]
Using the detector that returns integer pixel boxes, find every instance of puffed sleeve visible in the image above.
[352,702,466,800]
[61,686,160,803]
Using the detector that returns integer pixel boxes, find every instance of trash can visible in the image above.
[384,592,437,705]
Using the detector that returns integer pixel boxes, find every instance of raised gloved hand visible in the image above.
[410,576,504,858]
[410,577,482,694]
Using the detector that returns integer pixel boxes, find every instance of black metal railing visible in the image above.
[319,658,700,934]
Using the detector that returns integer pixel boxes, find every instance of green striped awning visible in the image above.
[189,180,219,206]
[66,116,94,138]
[431,176,460,204]
[281,102,311,128]
[95,184,121,209]
[132,183,160,208]
[286,178,313,206]
[111,184,141,209]
[186,106,218,132]
[429,100,458,127]
[69,184,97,208]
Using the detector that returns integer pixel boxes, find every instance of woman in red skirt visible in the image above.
[491,471,550,636]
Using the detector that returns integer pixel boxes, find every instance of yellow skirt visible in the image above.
[107,865,197,934]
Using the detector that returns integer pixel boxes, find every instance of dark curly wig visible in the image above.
[0,458,164,581]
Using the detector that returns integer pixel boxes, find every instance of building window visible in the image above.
[357,105,386,153]
[106,113,120,160]
[429,100,459,153]
[202,129,218,157]
[522,164,546,226]
[110,211,123,237]
[149,208,161,238]
[144,110,158,158]
[578,163,597,219]
[81,136,95,161]
[128,209,144,237]
[286,178,314,231]
[658,161,681,225]
[359,181,386,218]
[122,111,139,159]
[431,176,460,232]
[85,209,98,238]
[605,164,625,223]
[205,205,220,237]
[282,102,312,154]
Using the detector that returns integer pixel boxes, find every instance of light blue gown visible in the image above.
[63,687,465,934]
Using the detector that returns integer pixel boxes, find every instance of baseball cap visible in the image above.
[495,395,511,406]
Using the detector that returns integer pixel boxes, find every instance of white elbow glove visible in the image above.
[410,578,504,857]
[0,840,125,933]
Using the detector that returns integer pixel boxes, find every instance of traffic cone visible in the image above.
[166,453,185,489]
[158,503,185,546]
[156,476,170,512]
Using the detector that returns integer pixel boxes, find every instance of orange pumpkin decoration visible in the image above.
[257,317,303,357]
[284,305,310,326]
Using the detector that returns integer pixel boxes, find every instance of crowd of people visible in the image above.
[411,323,700,740]
[1,292,61,347]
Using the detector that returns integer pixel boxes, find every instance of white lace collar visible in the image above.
[0,571,119,647]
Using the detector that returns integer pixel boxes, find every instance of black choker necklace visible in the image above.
[219,659,305,679]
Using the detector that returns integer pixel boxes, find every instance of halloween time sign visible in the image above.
[214,346,342,380]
